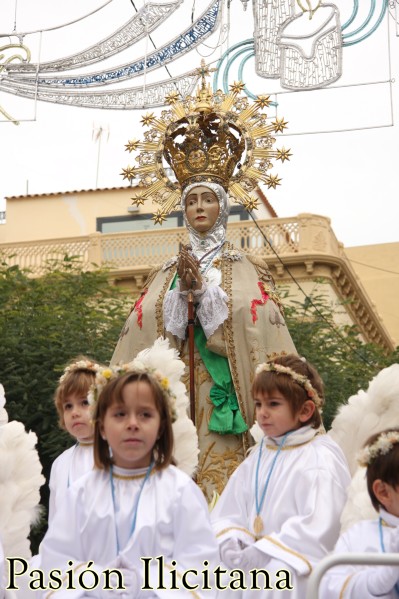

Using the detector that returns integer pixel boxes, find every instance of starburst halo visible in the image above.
[120,62,291,224]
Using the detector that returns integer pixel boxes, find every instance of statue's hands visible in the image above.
[177,246,203,292]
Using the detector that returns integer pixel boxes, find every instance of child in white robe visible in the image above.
[48,357,100,524]
[320,428,399,598]
[32,339,219,599]
[211,354,351,598]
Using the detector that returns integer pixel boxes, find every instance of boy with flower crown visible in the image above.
[321,428,399,598]
[210,353,351,598]
[47,356,101,524]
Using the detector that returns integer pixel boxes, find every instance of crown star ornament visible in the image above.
[276,147,292,163]
[131,194,145,207]
[120,166,135,182]
[121,60,292,223]
[242,197,260,212]
[152,210,168,225]
[265,174,282,189]
[273,117,289,133]
[125,139,140,153]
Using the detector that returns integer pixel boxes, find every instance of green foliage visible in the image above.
[281,286,399,430]
[0,255,129,551]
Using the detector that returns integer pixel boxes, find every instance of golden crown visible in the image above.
[163,109,245,191]
[121,60,291,225]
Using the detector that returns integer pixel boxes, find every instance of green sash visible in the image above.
[171,275,247,435]
[194,326,248,435]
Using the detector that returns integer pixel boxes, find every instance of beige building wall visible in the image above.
[1,186,276,244]
[1,188,154,243]
[345,243,399,346]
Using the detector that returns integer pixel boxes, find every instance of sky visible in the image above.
[0,0,398,248]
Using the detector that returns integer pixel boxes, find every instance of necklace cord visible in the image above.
[110,461,154,554]
[255,431,290,516]
[378,516,399,595]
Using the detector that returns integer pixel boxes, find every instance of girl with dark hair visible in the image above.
[32,339,219,598]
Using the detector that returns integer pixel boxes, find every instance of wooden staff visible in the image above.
[187,280,196,424]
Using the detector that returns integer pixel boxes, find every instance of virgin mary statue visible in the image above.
[112,66,297,501]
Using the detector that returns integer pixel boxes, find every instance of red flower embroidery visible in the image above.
[250,282,269,324]
[134,289,148,329]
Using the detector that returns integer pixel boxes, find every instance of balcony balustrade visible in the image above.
[0,214,340,275]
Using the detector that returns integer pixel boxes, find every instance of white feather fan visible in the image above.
[328,363,399,531]
[249,421,263,444]
[329,364,399,474]
[340,466,378,532]
[135,337,199,477]
[0,420,45,559]
[0,384,8,426]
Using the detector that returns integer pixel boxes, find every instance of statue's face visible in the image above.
[185,185,220,233]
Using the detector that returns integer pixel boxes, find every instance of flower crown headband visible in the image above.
[59,359,100,384]
[88,362,178,423]
[255,361,323,409]
[357,431,399,467]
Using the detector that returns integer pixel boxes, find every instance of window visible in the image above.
[97,206,248,233]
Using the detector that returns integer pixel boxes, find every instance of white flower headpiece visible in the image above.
[59,359,100,384]
[255,361,323,409]
[357,431,399,467]
[89,362,178,422]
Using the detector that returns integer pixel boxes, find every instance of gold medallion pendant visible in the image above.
[253,515,264,536]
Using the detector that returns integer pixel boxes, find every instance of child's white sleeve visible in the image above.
[47,459,58,526]
[253,464,349,576]
[34,481,116,599]
[210,458,255,549]
[320,530,399,599]
[145,477,220,598]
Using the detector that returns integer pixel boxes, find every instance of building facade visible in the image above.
[0,186,396,350]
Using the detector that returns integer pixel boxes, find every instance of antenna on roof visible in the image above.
[92,123,110,188]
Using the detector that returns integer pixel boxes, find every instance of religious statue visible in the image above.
[112,63,297,501]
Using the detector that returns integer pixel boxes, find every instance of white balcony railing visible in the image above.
[0,215,340,276]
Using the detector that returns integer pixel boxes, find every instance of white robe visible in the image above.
[48,442,94,525]
[211,426,351,598]
[29,465,219,598]
[320,508,399,598]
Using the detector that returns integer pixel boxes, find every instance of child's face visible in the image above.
[254,389,304,438]
[63,393,94,442]
[100,380,161,469]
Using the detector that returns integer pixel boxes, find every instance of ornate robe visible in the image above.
[111,243,296,501]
